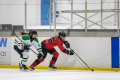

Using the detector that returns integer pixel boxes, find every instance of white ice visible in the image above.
[0,68,120,80]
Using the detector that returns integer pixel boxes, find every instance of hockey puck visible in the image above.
[91,69,94,71]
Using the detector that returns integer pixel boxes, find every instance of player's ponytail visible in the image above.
[52,34,59,39]
[20,32,29,35]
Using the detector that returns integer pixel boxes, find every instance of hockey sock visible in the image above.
[50,51,59,65]
[32,58,45,67]
[22,58,28,65]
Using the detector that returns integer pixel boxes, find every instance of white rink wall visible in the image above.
[10,37,111,68]
[0,0,117,29]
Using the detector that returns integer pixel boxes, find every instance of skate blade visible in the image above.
[29,68,34,71]
[19,67,22,71]
[48,68,57,71]
[19,69,22,71]
[22,69,28,72]
[19,63,22,71]
[19,69,28,72]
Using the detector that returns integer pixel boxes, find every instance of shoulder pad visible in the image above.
[34,38,39,43]
[22,35,30,40]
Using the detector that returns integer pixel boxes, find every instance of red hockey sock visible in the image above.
[50,60,56,65]
[32,58,45,67]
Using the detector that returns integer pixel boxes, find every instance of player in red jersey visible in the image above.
[29,31,74,71]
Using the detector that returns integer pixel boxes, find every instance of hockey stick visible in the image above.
[13,28,38,56]
[70,48,94,71]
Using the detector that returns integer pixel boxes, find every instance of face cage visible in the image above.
[30,33,38,37]
[60,36,66,41]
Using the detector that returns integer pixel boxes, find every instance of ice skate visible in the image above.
[29,65,35,71]
[48,63,57,71]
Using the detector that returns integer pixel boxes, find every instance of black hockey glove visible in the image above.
[38,53,43,59]
[24,45,29,50]
[67,50,74,55]
[64,41,70,48]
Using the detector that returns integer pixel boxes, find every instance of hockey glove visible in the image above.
[38,53,43,59]
[24,45,29,50]
[67,50,74,55]
[64,41,70,48]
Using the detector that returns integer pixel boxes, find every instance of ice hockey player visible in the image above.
[14,30,42,71]
[29,31,74,71]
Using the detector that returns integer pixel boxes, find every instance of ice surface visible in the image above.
[0,68,120,80]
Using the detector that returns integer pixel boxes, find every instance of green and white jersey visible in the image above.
[14,35,42,53]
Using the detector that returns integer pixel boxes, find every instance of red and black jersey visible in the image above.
[44,37,68,54]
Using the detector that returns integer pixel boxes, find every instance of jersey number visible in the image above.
[48,38,55,43]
